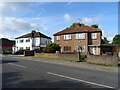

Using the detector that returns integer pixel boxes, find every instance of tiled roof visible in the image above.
[15,30,51,39]
[0,38,15,46]
[53,26,102,36]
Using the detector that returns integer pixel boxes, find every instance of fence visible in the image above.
[87,52,118,66]
[35,52,79,61]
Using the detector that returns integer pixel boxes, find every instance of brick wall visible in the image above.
[35,53,78,61]
[87,52,118,66]
[24,51,34,56]
[54,32,101,54]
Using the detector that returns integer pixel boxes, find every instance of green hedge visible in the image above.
[3,50,12,54]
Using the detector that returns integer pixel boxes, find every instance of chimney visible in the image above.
[31,30,36,37]
[75,23,81,27]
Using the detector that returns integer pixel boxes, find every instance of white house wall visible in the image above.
[14,37,51,52]
[16,37,32,51]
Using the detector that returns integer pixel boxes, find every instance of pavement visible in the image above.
[1,55,118,89]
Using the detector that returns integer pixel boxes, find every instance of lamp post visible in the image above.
[77,46,83,62]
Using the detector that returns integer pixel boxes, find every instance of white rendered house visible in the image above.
[12,30,51,53]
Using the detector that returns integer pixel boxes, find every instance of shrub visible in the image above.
[3,50,12,54]
[80,55,87,61]
[43,43,61,53]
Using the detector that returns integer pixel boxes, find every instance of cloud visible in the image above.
[81,17,93,25]
[64,13,74,21]
[1,18,40,39]
[80,16,101,25]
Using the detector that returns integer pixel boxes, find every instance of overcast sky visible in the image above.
[0,2,118,42]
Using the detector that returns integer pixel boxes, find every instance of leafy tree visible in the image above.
[43,43,61,53]
[70,23,85,28]
[70,23,76,27]
[80,23,85,26]
[112,34,120,45]
[91,24,99,29]
[101,37,109,44]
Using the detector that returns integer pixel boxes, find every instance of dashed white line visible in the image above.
[47,72,115,89]
[8,63,28,68]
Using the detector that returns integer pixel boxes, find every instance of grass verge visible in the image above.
[87,62,113,66]
[34,56,77,62]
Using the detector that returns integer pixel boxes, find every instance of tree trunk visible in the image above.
[78,52,81,62]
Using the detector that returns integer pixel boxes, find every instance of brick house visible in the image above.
[0,38,15,51]
[53,23,102,55]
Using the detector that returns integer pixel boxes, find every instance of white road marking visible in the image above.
[47,72,115,89]
[8,63,28,68]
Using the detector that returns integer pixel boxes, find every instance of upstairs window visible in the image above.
[64,34,71,40]
[76,33,85,39]
[20,39,23,43]
[56,36,60,40]
[91,33,97,39]
[26,39,30,42]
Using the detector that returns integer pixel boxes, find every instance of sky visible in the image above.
[0,2,118,42]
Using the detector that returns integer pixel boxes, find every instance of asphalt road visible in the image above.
[2,56,118,89]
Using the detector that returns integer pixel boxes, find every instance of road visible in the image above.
[2,55,118,89]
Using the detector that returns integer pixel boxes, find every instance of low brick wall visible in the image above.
[24,51,34,56]
[35,53,78,61]
[87,53,118,66]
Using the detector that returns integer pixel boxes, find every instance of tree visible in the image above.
[70,23,76,27]
[43,43,61,53]
[112,35,120,45]
[76,46,83,62]
[101,37,109,44]
[91,24,99,29]
[70,23,85,28]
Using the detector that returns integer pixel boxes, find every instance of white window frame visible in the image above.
[56,36,60,40]
[91,33,97,39]
[64,34,71,40]
[76,33,85,39]
[75,46,85,52]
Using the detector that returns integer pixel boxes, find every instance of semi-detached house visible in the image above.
[53,23,102,55]
[13,30,51,53]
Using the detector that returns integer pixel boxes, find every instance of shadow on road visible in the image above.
[2,60,18,64]
[2,72,94,88]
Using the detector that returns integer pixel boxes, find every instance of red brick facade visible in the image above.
[54,25,102,55]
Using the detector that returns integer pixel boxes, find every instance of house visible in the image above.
[13,30,51,53]
[53,23,102,55]
[0,38,15,52]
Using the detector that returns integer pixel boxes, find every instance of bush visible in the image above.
[43,43,61,53]
[3,50,12,54]
[80,55,87,61]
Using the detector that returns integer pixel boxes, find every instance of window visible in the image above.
[16,40,18,43]
[26,39,30,42]
[76,33,85,39]
[75,46,85,52]
[20,47,23,50]
[26,47,30,50]
[91,33,97,39]
[20,39,23,43]
[56,36,60,40]
[64,46,71,51]
[64,34,71,40]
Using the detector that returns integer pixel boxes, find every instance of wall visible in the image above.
[87,53,118,66]
[54,32,101,54]
[24,51,34,56]
[35,53,78,61]
[16,38,32,51]
[54,33,88,54]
